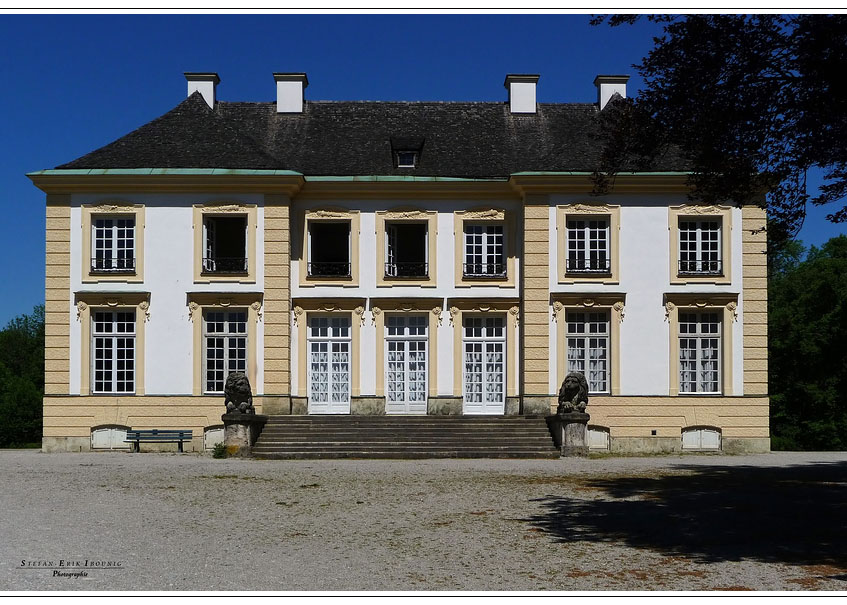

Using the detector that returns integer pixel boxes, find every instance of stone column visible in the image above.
[546,412,590,457]
[222,413,268,457]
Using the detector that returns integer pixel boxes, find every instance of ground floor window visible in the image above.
[566,310,610,394]
[385,315,428,413]
[679,311,721,393]
[92,310,136,394]
[204,309,247,393]
[308,316,351,412]
[463,316,505,413]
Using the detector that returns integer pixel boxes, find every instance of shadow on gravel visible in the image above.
[524,461,847,568]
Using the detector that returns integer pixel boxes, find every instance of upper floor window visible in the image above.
[566,217,610,274]
[679,219,722,276]
[678,311,721,394]
[385,222,428,278]
[92,310,136,394]
[203,215,247,274]
[92,216,136,274]
[463,224,506,278]
[308,221,351,278]
[395,151,418,168]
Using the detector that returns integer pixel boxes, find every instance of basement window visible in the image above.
[395,151,418,168]
[203,216,247,273]
[308,222,351,277]
[385,223,428,278]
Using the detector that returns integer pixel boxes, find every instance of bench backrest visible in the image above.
[127,429,193,439]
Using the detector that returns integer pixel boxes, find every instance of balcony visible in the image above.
[308,262,351,278]
[566,258,611,274]
[678,259,723,275]
[385,262,428,278]
[463,262,506,278]
[202,257,248,274]
[91,257,135,273]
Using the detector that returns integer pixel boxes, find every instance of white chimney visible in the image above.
[504,74,539,114]
[184,72,220,109]
[274,73,309,113]
[594,75,629,110]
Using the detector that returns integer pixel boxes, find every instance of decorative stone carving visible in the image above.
[92,203,133,213]
[664,301,676,322]
[557,372,589,414]
[613,301,625,322]
[567,203,613,214]
[677,204,723,215]
[371,306,382,326]
[187,302,200,322]
[309,209,351,219]
[726,301,738,322]
[224,372,254,414]
[462,208,505,221]
[202,204,246,214]
[552,301,564,322]
[250,301,263,320]
[354,306,366,326]
[431,307,443,327]
[508,306,520,326]
[139,300,150,322]
[292,306,304,326]
[448,306,460,326]
[76,301,87,321]
[382,209,428,220]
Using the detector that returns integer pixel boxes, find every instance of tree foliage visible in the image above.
[0,305,44,447]
[769,236,847,450]
[592,15,847,244]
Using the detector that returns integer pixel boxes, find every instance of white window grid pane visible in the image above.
[566,310,610,393]
[309,316,352,404]
[464,224,505,274]
[92,310,136,394]
[204,310,248,393]
[463,317,505,405]
[679,219,721,271]
[93,216,135,268]
[385,315,428,403]
[567,218,609,268]
[678,311,721,393]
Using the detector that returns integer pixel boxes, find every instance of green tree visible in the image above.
[592,15,847,244]
[0,305,44,447]
[769,236,847,450]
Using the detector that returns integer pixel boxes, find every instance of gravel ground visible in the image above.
[1,449,846,592]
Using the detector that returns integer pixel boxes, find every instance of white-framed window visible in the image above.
[679,311,721,393]
[464,224,505,277]
[566,310,610,394]
[679,219,722,275]
[463,316,506,413]
[385,223,428,278]
[92,310,136,394]
[566,217,610,274]
[395,151,418,168]
[308,316,351,413]
[385,315,428,414]
[203,215,248,273]
[92,216,135,273]
[203,309,247,394]
[308,221,352,277]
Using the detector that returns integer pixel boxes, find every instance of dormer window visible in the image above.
[396,151,418,168]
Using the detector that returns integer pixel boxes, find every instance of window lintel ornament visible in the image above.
[250,301,263,321]
[664,301,676,322]
[76,301,88,321]
[381,209,429,220]
[448,306,460,326]
[432,307,443,327]
[188,302,200,322]
[613,301,625,322]
[673,204,725,216]
[663,293,739,321]
[139,300,150,322]
[199,203,247,214]
[354,306,366,326]
[460,208,505,221]
[508,306,520,326]
[292,306,304,326]
[307,208,353,220]
[552,301,564,322]
[90,200,136,213]
[371,306,382,326]
[726,301,738,322]
[565,203,614,214]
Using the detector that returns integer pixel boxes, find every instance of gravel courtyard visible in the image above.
[1,450,845,591]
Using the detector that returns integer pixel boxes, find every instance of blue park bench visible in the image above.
[125,429,193,453]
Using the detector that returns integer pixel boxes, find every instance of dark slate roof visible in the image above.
[57,91,688,177]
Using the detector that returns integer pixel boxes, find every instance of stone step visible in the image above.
[254,450,561,460]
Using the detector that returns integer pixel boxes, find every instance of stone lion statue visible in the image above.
[224,372,254,414]
[557,372,589,414]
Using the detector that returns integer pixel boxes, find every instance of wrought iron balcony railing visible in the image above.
[91,257,136,273]
[463,262,507,278]
[566,258,611,274]
[308,262,352,278]
[678,259,723,275]
[385,262,428,278]
[202,257,248,273]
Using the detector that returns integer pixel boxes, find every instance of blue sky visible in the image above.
[0,13,844,326]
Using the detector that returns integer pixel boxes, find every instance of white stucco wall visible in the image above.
[69,193,265,396]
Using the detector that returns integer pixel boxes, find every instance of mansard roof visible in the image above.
[56,91,687,177]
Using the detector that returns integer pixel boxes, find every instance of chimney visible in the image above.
[184,72,220,109]
[274,73,309,113]
[504,74,539,114]
[594,75,629,110]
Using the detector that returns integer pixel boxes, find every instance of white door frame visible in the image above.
[462,315,506,415]
[384,314,428,415]
[307,315,352,414]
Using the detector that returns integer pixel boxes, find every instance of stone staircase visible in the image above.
[252,415,560,459]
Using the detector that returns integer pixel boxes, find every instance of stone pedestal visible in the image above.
[546,412,590,457]
[222,413,268,457]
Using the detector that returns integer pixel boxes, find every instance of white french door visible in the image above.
[463,316,506,415]
[385,315,428,414]
[308,316,351,414]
